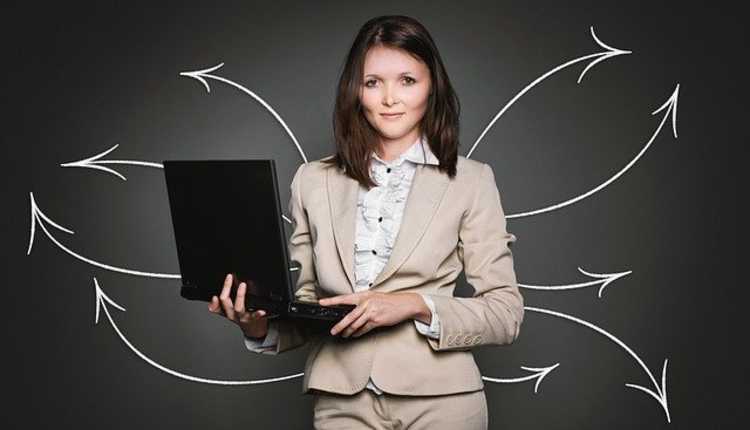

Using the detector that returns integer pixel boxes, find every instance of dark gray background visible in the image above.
[4,1,744,428]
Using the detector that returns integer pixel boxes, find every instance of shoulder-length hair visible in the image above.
[321,15,461,188]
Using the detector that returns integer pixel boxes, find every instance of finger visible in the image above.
[220,273,237,317]
[352,321,375,338]
[208,295,222,314]
[330,303,366,336]
[320,293,356,307]
[318,296,336,306]
[234,282,246,314]
[343,308,371,338]
[220,293,236,321]
[220,273,233,301]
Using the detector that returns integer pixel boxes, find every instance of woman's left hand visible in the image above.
[318,291,419,338]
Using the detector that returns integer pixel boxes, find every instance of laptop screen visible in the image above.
[164,159,293,305]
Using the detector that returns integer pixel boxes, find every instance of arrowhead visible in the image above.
[577,25,632,83]
[651,84,680,139]
[59,143,127,180]
[577,266,633,298]
[179,62,225,93]
[625,357,671,422]
[94,277,126,325]
[27,192,75,256]
[521,362,561,393]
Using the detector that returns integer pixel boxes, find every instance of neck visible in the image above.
[376,129,421,162]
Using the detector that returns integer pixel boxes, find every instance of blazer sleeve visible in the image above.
[423,162,524,352]
[256,163,325,354]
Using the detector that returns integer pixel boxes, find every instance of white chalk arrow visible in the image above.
[506,83,680,219]
[27,191,299,277]
[58,142,296,227]
[482,363,560,394]
[466,25,632,159]
[525,305,671,422]
[179,62,308,164]
[60,143,163,181]
[519,266,632,298]
[26,192,181,279]
[93,277,304,385]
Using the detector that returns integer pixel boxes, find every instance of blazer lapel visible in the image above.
[327,166,359,292]
[327,163,451,293]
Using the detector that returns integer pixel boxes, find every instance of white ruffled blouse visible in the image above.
[245,134,442,396]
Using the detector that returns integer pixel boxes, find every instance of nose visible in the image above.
[382,82,400,107]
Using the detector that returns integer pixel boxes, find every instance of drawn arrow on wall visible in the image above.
[506,84,680,219]
[58,143,295,227]
[525,305,671,422]
[466,25,632,159]
[482,363,560,393]
[94,277,304,385]
[26,192,181,279]
[60,143,163,181]
[27,191,297,277]
[519,266,632,298]
[179,62,308,164]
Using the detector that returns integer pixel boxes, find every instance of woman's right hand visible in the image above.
[208,273,269,339]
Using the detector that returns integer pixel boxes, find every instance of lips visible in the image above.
[380,113,404,118]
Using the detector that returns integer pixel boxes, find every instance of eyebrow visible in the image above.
[364,72,415,78]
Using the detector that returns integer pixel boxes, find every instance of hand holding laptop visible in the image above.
[208,273,269,339]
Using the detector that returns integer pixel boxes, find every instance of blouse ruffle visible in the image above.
[353,153,417,291]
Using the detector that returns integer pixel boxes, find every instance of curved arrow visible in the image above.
[60,143,163,181]
[27,191,299,278]
[94,277,304,385]
[506,84,679,219]
[27,192,181,279]
[58,143,297,230]
[519,266,632,298]
[466,25,632,159]
[482,363,560,394]
[179,62,308,164]
[525,305,670,422]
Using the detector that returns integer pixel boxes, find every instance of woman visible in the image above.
[208,15,524,429]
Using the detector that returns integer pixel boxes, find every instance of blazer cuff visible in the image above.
[413,293,441,340]
[243,320,280,354]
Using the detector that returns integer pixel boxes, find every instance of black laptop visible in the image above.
[163,159,355,327]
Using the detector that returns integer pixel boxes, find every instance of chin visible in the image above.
[375,124,415,138]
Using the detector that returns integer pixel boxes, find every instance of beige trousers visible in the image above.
[311,388,488,429]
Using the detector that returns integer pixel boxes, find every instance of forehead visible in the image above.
[363,45,428,76]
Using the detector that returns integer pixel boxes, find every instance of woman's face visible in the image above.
[359,45,432,144]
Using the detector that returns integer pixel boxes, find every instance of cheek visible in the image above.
[404,90,430,112]
[359,92,378,112]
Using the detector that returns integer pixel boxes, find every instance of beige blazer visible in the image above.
[272,154,525,396]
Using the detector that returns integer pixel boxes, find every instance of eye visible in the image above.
[364,79,377,88]
[403,76,416,85]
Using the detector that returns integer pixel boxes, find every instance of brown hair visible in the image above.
[321,15,461,188]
